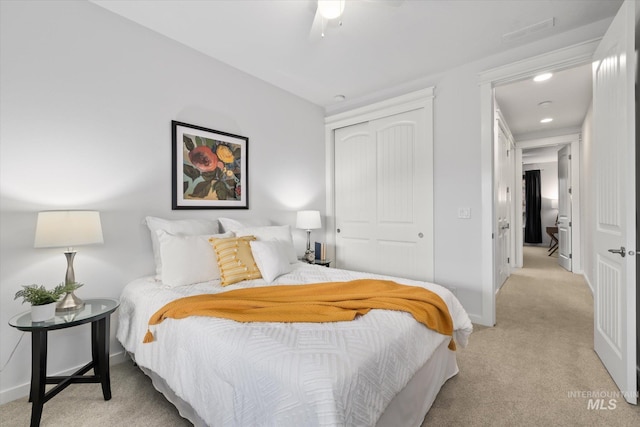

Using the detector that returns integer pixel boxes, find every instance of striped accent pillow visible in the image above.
[209,235,261,286]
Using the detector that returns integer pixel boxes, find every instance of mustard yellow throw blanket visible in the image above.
[144,279,456,350]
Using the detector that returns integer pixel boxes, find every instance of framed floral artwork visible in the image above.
[172,121,248,209]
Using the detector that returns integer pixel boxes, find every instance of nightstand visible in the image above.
[299,258,331,267]
[8,298,119,427]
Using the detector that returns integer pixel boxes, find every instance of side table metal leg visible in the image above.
[30,331,47,427]
[92,318,112,400]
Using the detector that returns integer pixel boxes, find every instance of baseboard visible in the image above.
[0,351,127,405]
[468,313,487,326]
[583,273,594,295]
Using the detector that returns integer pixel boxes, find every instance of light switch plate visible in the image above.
[458,208,471,219]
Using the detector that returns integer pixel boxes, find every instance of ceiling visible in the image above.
[495,63,593,141]
[91,0,622,112]
[521,145,563,165]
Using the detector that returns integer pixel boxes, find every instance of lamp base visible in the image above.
[56,292,85,313]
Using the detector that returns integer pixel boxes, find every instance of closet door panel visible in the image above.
[334,107,433,281]
[373,109,431,280]
[377,123,415,224]
[334,122,376,269]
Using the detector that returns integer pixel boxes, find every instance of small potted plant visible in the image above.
[14,283,81,322]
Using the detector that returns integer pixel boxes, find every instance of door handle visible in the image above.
[501,223,510,230]
[607,247,626,257]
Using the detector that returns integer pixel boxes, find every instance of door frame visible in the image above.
[514,134,581,271]
[479,39,599,326]
[324,87,435,278]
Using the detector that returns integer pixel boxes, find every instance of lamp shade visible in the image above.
[34,211,104,248]
[296,210,321,230]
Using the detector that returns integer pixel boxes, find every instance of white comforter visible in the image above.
[117,263,472,427]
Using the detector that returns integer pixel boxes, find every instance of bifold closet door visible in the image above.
[334,108,433,281]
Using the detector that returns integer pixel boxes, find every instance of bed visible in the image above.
[116,217,473,427]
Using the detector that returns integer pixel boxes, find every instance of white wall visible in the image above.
[0,0,613,400]
[0,1,325,403]
[523,162,560,246]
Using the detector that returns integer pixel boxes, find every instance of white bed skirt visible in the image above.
[376,339,458,427]
[134,338,457,427]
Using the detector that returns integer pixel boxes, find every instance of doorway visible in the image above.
[478,39,598,327]
[494,63,589,274]
[480,1,637,402]
[512,136,582,269]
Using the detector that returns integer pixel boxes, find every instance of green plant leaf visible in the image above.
[191,180,212,198]
[201,170,220,182]
[214,181,229,200]
[183,164,200,180]
[183,135,195,151]
[14,284,63,305]
[59,282,83,293]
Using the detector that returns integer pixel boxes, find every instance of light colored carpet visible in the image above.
[423,245,639,426]
[0,360,191,427]
[1,246,638,426]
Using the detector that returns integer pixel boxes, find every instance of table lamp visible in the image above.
[296,210,321,263]
[34,211,104,312]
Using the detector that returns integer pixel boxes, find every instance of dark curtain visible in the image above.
[524,170,542,243]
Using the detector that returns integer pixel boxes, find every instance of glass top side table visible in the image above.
[9,298,119,331]
[9,298,119,427]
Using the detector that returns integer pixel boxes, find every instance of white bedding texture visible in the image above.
[117,261,473,427]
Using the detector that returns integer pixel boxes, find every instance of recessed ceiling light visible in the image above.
[540,117,553,123]
[538,100,552,108]
[334,94,346,102]
[534,73,553,82]
[318,0,346,20]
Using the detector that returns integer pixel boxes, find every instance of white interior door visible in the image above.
[557,145,572,271]
[494,119,512,291]
[592,0,637,404]
[334,108,433,281]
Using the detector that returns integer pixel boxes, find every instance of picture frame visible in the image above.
[172,121,248,210]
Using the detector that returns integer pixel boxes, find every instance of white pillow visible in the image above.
[249,240,292,283]
[145,216,219,278]
[157,230,233,287]
[218,217,272,233]
[235,225,297,263]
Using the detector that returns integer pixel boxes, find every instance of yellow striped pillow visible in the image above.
[209,235,262,286]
